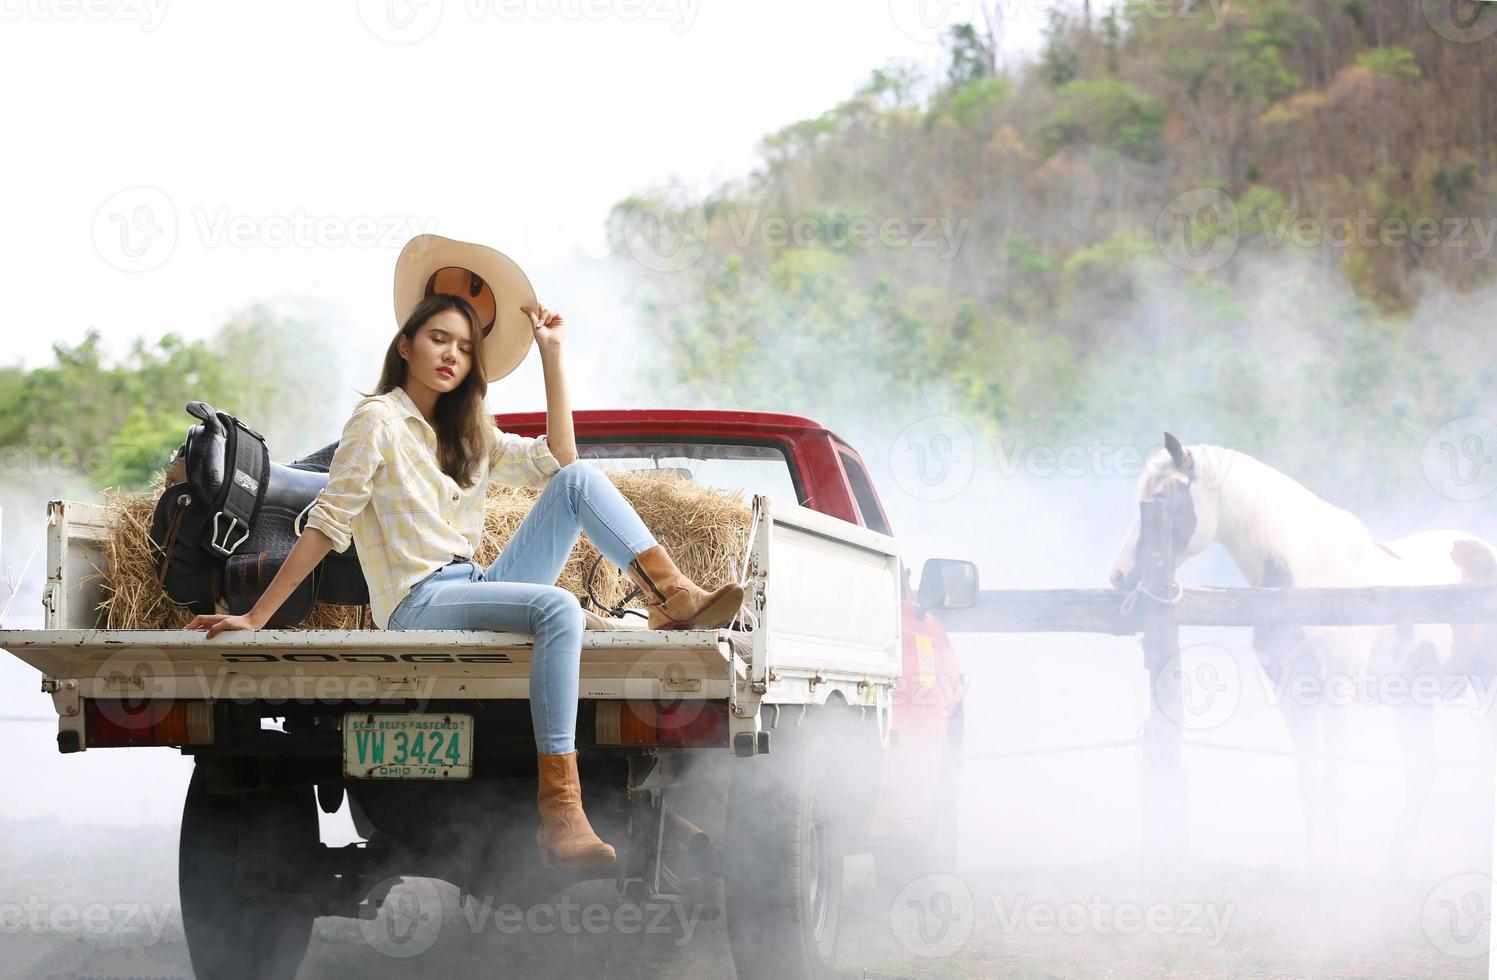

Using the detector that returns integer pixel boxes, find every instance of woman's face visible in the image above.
[404,308,475,393]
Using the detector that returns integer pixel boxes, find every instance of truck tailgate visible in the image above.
[0,628,746,701]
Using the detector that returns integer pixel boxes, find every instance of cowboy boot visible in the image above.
[536,751,616,868]
[625,544,745,630]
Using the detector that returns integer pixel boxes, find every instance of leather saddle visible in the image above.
[148,401,369,625]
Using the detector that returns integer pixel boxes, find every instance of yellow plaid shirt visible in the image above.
[302,384,563,629]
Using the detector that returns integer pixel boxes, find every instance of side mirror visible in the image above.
[917,558,978,610]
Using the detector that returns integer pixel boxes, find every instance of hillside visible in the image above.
[609,0,1497,503]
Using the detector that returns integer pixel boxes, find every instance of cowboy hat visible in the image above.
[393,233,539,382]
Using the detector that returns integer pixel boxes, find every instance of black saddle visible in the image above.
[148,401,369,624]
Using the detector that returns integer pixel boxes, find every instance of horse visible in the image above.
[1109,432,1497,870]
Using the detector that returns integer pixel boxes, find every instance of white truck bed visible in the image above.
[1,493,904,748]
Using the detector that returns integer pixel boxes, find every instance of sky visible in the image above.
[1,0,1048,379]
[0,1,1053,824]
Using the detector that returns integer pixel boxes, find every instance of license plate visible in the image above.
[343,713,473,780]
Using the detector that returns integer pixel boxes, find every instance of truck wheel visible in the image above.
[179,763,319,980]
[873,705,962,894]
[724,728,844,980]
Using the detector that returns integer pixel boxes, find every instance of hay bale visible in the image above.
[96,467,753,630]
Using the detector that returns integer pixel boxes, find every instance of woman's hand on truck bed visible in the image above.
[185,612,263,638]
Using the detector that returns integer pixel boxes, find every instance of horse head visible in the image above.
[1109,431,1219,591]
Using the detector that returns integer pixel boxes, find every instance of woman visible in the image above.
[186,260,745,869]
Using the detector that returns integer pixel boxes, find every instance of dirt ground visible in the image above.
[2,854,1486,979]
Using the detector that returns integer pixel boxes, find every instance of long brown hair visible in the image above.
[362,293,491,490]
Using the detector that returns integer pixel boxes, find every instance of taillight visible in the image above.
[595,700,728,748]
[84,700,215,748]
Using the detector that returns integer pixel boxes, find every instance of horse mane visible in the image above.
[1177,444,1387,586]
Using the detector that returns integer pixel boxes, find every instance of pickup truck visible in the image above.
[0,408,974,980]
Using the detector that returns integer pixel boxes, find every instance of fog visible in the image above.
[6,259,1497,978]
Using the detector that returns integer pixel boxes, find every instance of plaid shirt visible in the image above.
[302,384,562,628]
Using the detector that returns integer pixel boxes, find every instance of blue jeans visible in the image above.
[384,460,658,753]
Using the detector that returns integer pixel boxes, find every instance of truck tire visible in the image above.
[178,763,319,980]
[724,728,843,980]
[873,704,963,894]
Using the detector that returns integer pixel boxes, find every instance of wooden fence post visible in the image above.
[1137,495,1188,862]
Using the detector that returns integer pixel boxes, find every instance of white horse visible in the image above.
[1109,433,1497,868]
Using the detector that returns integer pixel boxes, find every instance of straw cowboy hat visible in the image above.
[393,234,539,382]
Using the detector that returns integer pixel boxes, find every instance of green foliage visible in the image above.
[1164,47,1215,105]
[1432,160,1478,206]
[1356,46,1419,79]
[943,22,996,88]
[1040,79,1166,162]
[1101,8,1122,75]
[930,76,1012,129]
[1041,7,1080,88]
[1061,230,1159,307]
[2,307,344,493]
[1226,32,1300,104]
[1236,184,1290,240]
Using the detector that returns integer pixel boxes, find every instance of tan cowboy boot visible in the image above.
[625,544,745,630]
[535,751,616,868]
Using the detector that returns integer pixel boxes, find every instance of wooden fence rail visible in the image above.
[935,584,1497,634]
[930,496,1497,863]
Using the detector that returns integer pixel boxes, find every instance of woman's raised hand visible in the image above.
[522,303,565,350]
[186,612,263,639]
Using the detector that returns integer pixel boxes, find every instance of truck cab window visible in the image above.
[838,450,891,535]
[579,441,800,508]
